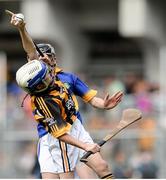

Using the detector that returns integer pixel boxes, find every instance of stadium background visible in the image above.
[0,0,166,178]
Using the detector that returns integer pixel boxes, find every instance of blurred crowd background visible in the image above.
[1,0,166,178]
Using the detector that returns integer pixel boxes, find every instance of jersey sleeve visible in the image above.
[32,96,71,138]
[71,73,97,102]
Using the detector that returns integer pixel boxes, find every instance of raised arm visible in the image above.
[7,10,38,60]
[18,24,38,60]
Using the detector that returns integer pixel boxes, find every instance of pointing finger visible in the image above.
[5,10,14,16]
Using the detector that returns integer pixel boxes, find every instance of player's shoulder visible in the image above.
[56,66,77,75]
[57,69,78,79]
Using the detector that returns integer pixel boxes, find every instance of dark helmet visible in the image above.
[37,43,56,56]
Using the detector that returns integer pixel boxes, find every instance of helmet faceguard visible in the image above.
[37,43,57,69]
[37,43,55,56]
[16,60,55,94]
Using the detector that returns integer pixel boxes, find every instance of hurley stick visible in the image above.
[80,108,142,163]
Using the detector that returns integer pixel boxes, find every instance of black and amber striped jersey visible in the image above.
[31,79,77,138]
[34,68,97,138]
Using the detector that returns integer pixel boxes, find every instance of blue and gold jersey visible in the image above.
[35,67,97,138]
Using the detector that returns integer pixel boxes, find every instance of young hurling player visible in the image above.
[16,59,115,179]
[10,12,123,179]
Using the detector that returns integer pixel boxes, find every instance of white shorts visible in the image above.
[37,119,93,174]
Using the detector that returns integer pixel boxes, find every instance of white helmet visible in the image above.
[16,60,54,94]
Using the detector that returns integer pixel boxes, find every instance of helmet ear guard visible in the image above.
[16,60,54,94]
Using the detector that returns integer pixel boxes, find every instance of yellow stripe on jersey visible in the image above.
[60,141,70,172]
[36,97,50,118]
[36,96,72,138]
[51,124,71,138]
[52,96,67,121]
[55,67,62,73]
[40,97,53,117]
[34,114,44,122]
[82,89,97,102]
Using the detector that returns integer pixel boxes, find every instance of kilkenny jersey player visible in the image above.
[33,67,97,138]
[16,60,100,176]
